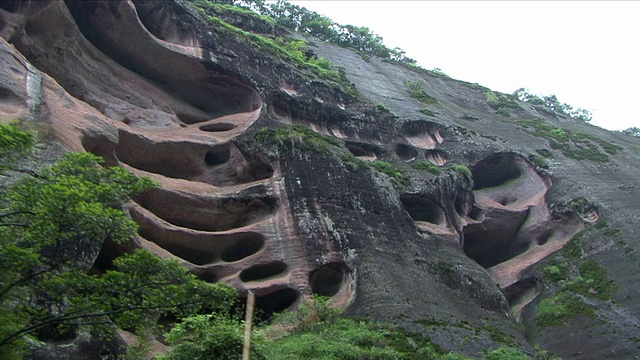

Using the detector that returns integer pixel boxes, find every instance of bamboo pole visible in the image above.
[242,291,255,360]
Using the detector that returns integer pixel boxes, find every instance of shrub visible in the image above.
[370,161,410,187]
[452,163,472,177]
[412,160,440,175]
[419,107,435,117]
[377,102,391,113]
[405,81,438,104]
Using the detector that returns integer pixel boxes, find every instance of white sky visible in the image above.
[289,1,640,131]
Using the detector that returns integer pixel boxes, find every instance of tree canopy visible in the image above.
[0,124,237,358]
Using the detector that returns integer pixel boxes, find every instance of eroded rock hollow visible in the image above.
[3,1,640,358]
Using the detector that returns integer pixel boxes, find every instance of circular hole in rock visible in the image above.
[255,287,299,315]
[269,98,291,122]
[346,144,369,157]
[205,145,231,166]
[310,263,345,297]
[396,144,418,161]
[472,153,523,190]
[425,149,447,166]
[400,195,446,225]
[469,206,483,221]
[200,123,236,132]
[240,261,288,282]
[221,234,264,262]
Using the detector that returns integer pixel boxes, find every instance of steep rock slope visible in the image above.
[1,1,639,358]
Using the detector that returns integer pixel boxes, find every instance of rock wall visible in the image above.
[2,1,640,358]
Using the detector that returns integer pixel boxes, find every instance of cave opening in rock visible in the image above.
[472,153,522,190]
[205,145,231,166]
[401,120,442,149]
[269,98,291,123]
[221,233,265,262]
[395,144,418,161]
[425,149,447,166]
[240,261,288,282]
[463,226,529,269]
[200,122,236,132]
[254,287,299,316]
[135,189,277,232]
[309,263,345,297]
[400,194,446,225]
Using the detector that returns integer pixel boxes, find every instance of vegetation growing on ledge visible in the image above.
[419,107,436,117]
[254,124,342,154]
[452,163,472,177]
[484,91,521,117]
[370,160,411,188]
[406,80,438,104]
[412,160,441,175]
[189,2,357,98]
[516,119,623,162]
[537,225,620,328]
[514,88,593,122]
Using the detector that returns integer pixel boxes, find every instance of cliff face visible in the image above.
[2,1,640,358]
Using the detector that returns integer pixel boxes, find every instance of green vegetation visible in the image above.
[620,127,640,137]
[254,125,342,154]
[412,160,441,175]
[419,107,436,117]
[0,125,237,358]
[452,163,472,177]
[227,0,417,65]
[537,230,619,328]
[189,1,357,97]
[260,296,468,360]
[516,119,623,162]
[377,102,392,113]
[528,153,549,169]
[370,160,411,188]
[513,88,592,122]
[562,230,585,260]
[484,91,521,117]
[406,80,438,104]
[535,148,555,159]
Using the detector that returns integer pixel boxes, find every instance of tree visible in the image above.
[0,125,238,357]
[621,127,640,137]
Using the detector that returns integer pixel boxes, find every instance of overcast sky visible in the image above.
[289,1,639,131]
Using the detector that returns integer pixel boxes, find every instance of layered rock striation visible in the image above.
[2,1,640,358]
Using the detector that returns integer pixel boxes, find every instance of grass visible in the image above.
[405,81,438,104]
[528,153,549,169]
[537,227,619,328]
[370,160,411,188]
[419,107,435,117]
[452,163,472,177]
[254,125,342,154]
[411,160,441,175]
[190,2,357,98]
[485,91,521,117]
[377,102,391,113]
[516,119,623,162]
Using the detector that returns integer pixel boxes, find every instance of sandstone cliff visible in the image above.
[1,1,639,358]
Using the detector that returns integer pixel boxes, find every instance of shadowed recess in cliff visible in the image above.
[240,261,289,282]
[254,287,299,316]
[395,144,418,161]
[401,120,444,149]
[310,262,346,297]
[346,142,381,161]
[426,149,447,166]
[131,205,265,265]
[66,0,262,123]
[135,187,277,232]
[115,130,273,186]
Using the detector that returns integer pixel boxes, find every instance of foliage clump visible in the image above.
[411,160,441,175]
[254,125,342,154]
[514,88,592,122]
[0,125,237,357]
[484,91,521,117]
[406,80,438,104]
[516,119,623,162]
[370,160,411,188]
[452,163,472,177]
